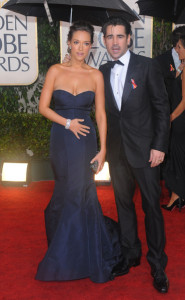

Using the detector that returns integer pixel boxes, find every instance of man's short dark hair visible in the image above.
[101,16,132,37]
[179,34,185,48]
[172,26,185,47]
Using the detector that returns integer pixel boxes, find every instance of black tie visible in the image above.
[108,60,124,68]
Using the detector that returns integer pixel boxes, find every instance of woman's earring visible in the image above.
[67,46,71,54]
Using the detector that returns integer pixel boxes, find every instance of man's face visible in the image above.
[103,25,131,60]
[176,39,185,60]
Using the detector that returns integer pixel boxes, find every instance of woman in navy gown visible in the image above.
[35,21,121,283]
[162,34,185,211]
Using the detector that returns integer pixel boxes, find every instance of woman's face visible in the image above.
[176,39,185,60]
[68,30,92,61]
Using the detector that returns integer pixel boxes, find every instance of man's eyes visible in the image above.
[107,35,124,39]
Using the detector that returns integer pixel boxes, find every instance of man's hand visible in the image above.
[149,149,165,168]
[62,53,71,63]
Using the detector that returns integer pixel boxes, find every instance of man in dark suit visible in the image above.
[100,17,170,293]
[155,26,185,108]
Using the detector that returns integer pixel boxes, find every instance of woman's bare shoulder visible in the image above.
[182,72,185,91]
[48,63,63,72]
[45,64,65,78]
[90,67,103,80]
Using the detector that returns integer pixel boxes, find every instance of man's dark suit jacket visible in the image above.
[99,51,170,168]
[155,49,176,109]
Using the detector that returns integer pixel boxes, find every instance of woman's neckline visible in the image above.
[53,89,95,97]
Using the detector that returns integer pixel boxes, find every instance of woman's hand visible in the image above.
[90,149,106,174]
[179,61,185,72]
[176,61,185,77]
[69,119,90,139]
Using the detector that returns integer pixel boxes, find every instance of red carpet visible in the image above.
[0,181,185,300]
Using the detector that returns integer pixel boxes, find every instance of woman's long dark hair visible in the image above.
[67,21,94,44]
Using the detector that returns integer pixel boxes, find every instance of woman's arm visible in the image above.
[171,72,185,122]
[39,65,67,126]
[39,65,90,139]
[91,70,107,172]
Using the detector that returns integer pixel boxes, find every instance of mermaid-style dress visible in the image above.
[35,90,121,283]
[164,75,185,199]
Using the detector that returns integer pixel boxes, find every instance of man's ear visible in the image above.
[127,34,131,47]
[103,36,106,47]
[128,37,133,49]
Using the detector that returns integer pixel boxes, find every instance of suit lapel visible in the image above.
[164,49,176,77]
[121,52,138,107]
[167,49,176,74]
[170,51,175,70]
[167,49,175,68]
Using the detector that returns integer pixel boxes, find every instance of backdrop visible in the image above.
[0,0,38,85]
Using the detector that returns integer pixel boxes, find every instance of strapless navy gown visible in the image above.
[35,90,121,283]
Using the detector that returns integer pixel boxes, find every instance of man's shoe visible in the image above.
[112,257,140,277]
[111,260,129,277]
[128,257,140,268]
[151,269,169,293]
